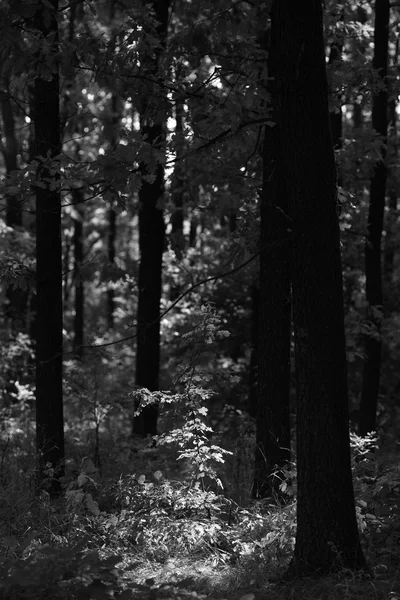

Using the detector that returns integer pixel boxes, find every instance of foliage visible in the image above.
[1,0,400,597]
[134,304,233,488]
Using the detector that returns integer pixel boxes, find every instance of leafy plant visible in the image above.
[134,304,233,489]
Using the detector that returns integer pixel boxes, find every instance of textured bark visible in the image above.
[359,0,389,437]
[34,0,64,496]
[133,0,169,436]
[253,40,291,497]
[268,0,367,577]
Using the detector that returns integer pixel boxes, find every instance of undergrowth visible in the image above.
[1,428,400,599]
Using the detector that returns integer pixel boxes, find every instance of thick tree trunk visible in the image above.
[34,0,64,496]
[268,0,367,577]
[133,0,169,437]
[359,0,389,437]
[253,45,291,497]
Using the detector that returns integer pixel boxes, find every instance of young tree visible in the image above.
[134,0,169,436]
[34,0,64,495]
[268,0,367,576]
[359,0,389,436]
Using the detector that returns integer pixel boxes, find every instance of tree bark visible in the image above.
[268,0,367,577]
[73,190,84,360]
[248,284,259,419]
[359,0,389,437]
[34,0,64,496]
[133,0,169,437]
[253,41,291,497]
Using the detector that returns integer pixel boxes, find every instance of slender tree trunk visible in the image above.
[133,0,169,437]
[328,42,343,151]
[253,48,291,497]
[248,284,259,419]
[170,97,185,299]
[106,206,116,330]
[0,82,21,227]
[106,88,119,330]
[189,218,197,247]
[0,80,31,330]
[352,9,368,130]
[383,43,399,299]
[73,190,84,360]
[268,0,367,577]
[34,0,64,496]
[359,0,389,437]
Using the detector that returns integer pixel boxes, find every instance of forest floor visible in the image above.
[1,428,400,599]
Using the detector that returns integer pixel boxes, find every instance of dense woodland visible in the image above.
[1,0,400,598]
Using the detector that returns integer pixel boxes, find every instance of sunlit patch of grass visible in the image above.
[108,553,400,600]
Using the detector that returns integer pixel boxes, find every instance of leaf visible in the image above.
[86,494,100,516]
[138,474,146,484]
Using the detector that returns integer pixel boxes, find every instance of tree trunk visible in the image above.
[268,0,367,577]
[170,97,185,299]
[383,43,398,301]
[106,206,116,330]
[253,42,291,497]
[73,190,84,360]
[34,0,64,496]
[359,0,389,437]
[106,90,119,330]
[133,0,169,437]
[248,284,259,419]
[0,80,31,331]
[328,41,343,151]
[0,82,21,227]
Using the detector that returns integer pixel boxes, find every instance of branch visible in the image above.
[74,250,261,352]
[167,117,272,167]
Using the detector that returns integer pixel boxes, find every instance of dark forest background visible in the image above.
[1,0,400,598]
